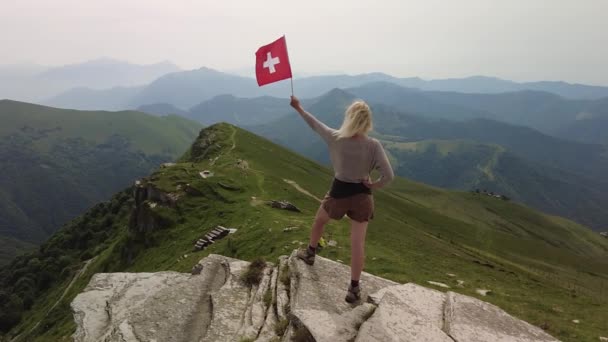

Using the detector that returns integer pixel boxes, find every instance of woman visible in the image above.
[290,95,394,303]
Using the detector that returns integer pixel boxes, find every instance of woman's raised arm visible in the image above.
[290,96,335,143]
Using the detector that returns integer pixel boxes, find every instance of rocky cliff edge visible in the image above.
[71,252,559,342]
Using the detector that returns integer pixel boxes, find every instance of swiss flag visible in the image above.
[255,36,292,86]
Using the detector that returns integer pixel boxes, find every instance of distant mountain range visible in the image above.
[188,94,289,126]
[128,67,261,109]
[246,88,608,230]
[31,66,608,146]
[345,82,608,145]
[20,64,607,107]
[0,100,201,264]
[128,69,608,108]
[36,58,179,89]
[391,75,608,99]
[136,95,319,127]
[0,58,180,103]
[45,86,144,111]
[136,103,190,117]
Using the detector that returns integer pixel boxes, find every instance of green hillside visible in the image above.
[384,139,608,230]
[0,100,202,264]
[1,123,606,341]
[0,237,34,267]
[555,116,608,146]
[384,139,506,188]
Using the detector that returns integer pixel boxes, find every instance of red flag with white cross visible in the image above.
[255,36,293,87]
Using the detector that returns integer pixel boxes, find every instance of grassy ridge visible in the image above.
[2,123,607,341]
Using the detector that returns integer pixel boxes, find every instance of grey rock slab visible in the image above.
[72,271,212,342]
[71,253,561,342]
[288,251,397,313]
[288,251,397,342]
[203,259,252,342]
[71,254,232,342]
[294,303,376,342]
[444,291,560,342]
[71,272,151,342]
[356,283,452,342]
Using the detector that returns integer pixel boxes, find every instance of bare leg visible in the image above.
[309,205,331,248]
[350,219,369,282]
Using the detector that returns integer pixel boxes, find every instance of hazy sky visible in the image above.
[1,0,607,85]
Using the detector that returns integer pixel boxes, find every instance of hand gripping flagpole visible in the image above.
[284,34,294,96]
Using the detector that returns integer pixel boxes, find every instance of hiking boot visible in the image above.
[296,247,315,265]
[345,285,361,303]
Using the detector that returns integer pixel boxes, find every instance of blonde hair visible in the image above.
[334,100,373,139]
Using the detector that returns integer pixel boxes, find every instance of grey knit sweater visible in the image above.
[299,111,394,188]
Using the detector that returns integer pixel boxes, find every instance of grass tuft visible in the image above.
[240,257,266,287]
[274,318,289,337]
[280,264,291,287]
[263,286,272,308]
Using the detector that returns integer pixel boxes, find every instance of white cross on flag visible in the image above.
[255,36,292,86]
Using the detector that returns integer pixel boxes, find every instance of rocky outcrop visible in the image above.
[189,129,223,162]
[129,182,177,232]
[71,252,560,342]
[132,182,177,208]
[268,200,301,212]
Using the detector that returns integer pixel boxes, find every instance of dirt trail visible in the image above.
[229,126,237,152]
[11,257,96,342]
[283,179,322,203]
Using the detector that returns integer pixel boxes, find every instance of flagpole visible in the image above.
[284,34,294,96]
